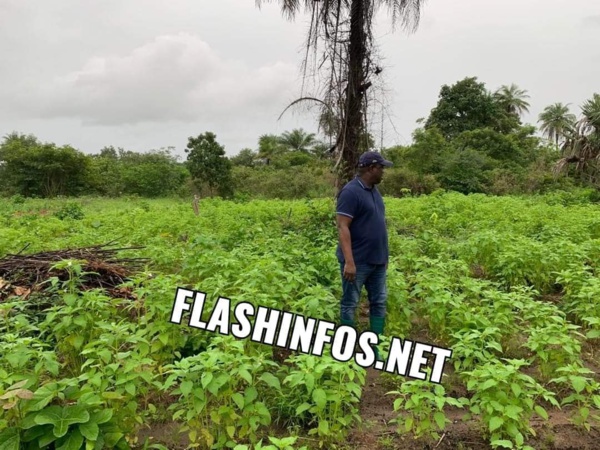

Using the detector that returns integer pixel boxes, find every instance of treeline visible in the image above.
[1,76,598,200]
[0,134,188,198]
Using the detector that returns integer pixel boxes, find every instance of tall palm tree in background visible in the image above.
[493,84,530,118]
[538,103,576,148]
[255,0,426,188]
[278,128,318,153]
[555,94,600,183]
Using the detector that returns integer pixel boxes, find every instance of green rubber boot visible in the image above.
[370,316,385,362]
[340,318,355,328]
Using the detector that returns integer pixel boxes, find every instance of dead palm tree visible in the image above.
[493,83,530,118]
[538,103,576,148]
[555,94,600,184]
[255,0,426,188]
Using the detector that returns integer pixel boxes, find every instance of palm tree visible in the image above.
[257,134,286,158]
[555,94,600,183]
[538,103,576,148]
[255,0,426,188]
[278,128,318,153]
[493,84,530,118]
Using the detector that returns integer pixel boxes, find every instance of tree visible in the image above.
[538,103,576,148]
[493,84,530,118]
[425,77,519,139]
[438,148,495,194]
[256,0,426,189]
[185,132,233,197]
[555,94,600,184]
[230,148,257,167]
[403,127,451,175]
[257,134,286,158]
[0,132,90,197]
[278,128,318,153]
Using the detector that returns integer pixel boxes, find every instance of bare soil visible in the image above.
[347,366,600,450]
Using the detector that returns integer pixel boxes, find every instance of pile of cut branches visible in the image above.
[0,242,149,302]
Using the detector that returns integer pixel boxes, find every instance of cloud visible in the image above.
[11,33,298,126]
[582,15,600,27]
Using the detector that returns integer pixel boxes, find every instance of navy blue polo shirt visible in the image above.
[335,177,388,265]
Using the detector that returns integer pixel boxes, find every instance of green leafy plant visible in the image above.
[463,359,559,449]
[549,364,600,431]
[387,378,468,441]
[54,202,84,220]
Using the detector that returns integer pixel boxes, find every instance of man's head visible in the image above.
[357,151,393,185]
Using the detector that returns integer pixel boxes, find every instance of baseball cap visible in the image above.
[358,151,393,168]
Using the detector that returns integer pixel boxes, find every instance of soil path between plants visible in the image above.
[347,363,600,450]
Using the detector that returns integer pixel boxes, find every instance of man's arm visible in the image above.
[336,214,356,282]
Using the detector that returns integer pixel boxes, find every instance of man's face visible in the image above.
[370,164,385,184]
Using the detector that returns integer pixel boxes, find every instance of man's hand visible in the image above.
[343,261,356,282]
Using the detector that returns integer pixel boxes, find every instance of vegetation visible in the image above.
[2,191,600,449]
[255,0,426,187]
[2,79,599,201]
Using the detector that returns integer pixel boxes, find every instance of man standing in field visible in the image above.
[335,151,393,362]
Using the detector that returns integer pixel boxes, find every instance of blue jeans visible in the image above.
[340,263,387,321]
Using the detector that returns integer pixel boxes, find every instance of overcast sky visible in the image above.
[1,0,598,158]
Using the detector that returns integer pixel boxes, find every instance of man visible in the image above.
[335,151,393,362]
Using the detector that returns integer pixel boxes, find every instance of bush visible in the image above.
[54,202,85,220]
[378,167,441,197]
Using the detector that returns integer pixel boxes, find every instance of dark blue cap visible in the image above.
[358,151,393,168]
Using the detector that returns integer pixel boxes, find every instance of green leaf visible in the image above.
[180,380,193,396]
[296,403,311,415]
[305,374,315,394]
[34,405,90,438]
[104,432,124,447]
[0,427,20,450]
[39,430,59,447]
[244,386,258,405]
[571,376,587,393]
[56,429,84,450]
[489,416,504,432]
[318,420,329,435]
[534,405,548,420]
[433,411,446,430]
[405,416,414,432]
[24,384,58,413]
[201,372,213,389]
[124,383,136,397]
[510,383,522,398]
[79,421,100,441]
[232,393,244,410]
[239,369,252,384]
[491,439,513,448]
[259,373,281,390]
[90,409,112,425]
[480,379,498,391]
[22,424,52,443]
[312,388,327,410]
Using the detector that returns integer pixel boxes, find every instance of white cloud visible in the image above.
[12,33,298,126]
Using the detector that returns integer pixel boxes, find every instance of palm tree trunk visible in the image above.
[339,0,367,189]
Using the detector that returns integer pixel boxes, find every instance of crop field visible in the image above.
[1,192,600,450]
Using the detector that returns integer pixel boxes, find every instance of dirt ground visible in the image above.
[347,367,600,450]
[137,301,600,449]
